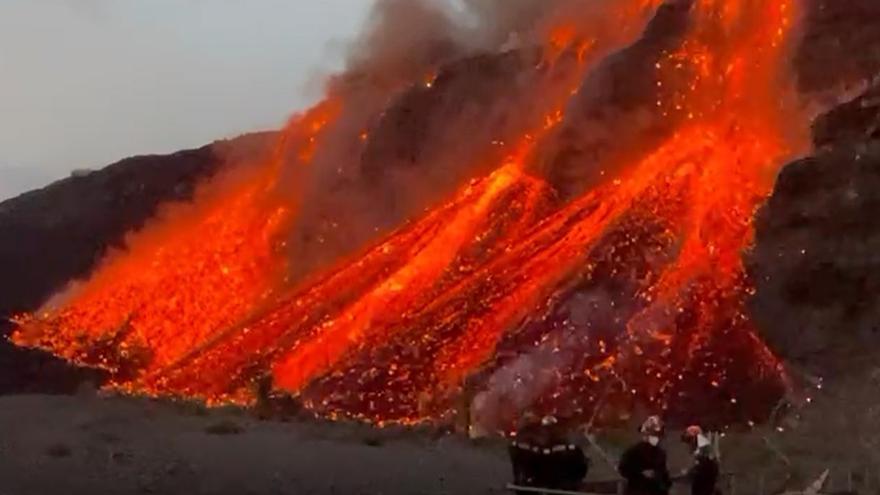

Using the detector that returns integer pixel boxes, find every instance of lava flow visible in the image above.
[14,0,808,430]
[11,100,341,375]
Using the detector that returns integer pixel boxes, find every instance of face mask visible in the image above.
[697,434,711,449]
[647,436,660,446]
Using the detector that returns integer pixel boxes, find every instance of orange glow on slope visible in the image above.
[299,0,803,424]
[18,179,288,373]
[86,0,661,407]
[14,0,808,428]
[12,101,341,377]
[272,162,524,392]
[134,24,607,403]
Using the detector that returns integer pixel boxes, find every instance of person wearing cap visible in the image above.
[618,415,672,495]
[680,425,720,495]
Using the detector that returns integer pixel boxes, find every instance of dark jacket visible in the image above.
[686,453,720,495]
[618,441,672,495]
[509,428,589,490]
[544,443,589,490]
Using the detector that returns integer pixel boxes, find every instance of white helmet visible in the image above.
[639,415,664,436]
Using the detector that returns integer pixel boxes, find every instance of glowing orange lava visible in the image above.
[12,101,341,377]
[14,0,807,429]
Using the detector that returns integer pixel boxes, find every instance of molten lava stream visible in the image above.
[270,164,527,391]
[305,0,805,425]
[140,2,668,405]
[141,177,511,402]
[609,0,801,414]
[12,100,342,380]
[12,0,807,428]
[480,0,803,426]
[302,138,696,423]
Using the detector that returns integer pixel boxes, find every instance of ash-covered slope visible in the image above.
[746,84,880,471]
[750,85,880,376]
[0,132,274,393]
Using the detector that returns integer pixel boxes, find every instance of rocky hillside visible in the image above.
[750,84,880,375]
[746,81,880,474]
[0,132,274,393]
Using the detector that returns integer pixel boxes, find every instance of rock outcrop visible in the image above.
[750,83,880,376]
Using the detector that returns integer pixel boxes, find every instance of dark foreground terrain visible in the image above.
[0,393,509,495]
[1,391,877,495]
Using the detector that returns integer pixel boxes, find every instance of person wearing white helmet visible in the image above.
[680,425,720,495]
[618,415,672,495]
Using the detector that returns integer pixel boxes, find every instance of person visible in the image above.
[509,415,590,491]
[509,414,543,490]
[680,425,720,495]
[618,415,672,495]
[539,416,590,491]
[252,372,274,420]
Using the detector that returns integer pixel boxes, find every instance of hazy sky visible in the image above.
[0,0,372,200]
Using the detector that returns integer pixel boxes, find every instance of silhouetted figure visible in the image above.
[509,415,543,492]
[542,416,590,490]
[509,415,590,491]
[619,416,672,495]
[253,373,274,419]
[681,425,720,495]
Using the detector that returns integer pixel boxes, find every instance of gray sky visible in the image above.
[0,0,372,200]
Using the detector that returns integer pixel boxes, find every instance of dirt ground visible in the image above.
[2,388,877,495]
[0,393,511,495]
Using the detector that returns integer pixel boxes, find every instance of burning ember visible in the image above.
[13,0,808,430]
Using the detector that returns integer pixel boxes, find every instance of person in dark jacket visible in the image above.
[509,415,590,491]
[680,425,720,495]
[509,415,543,490]
[618,416,672,495]
[539,416,590,490]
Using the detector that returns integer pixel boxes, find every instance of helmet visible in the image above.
[683,425,703,439]
[639,415,664,436]
[683,425,712,451]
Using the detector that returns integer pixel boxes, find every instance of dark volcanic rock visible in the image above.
[534,0,693,199]
[750,83,880,375]
[796,0,880,94]
[812,84,880,148]
[0,132,274,394]
[291,46,575,277]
